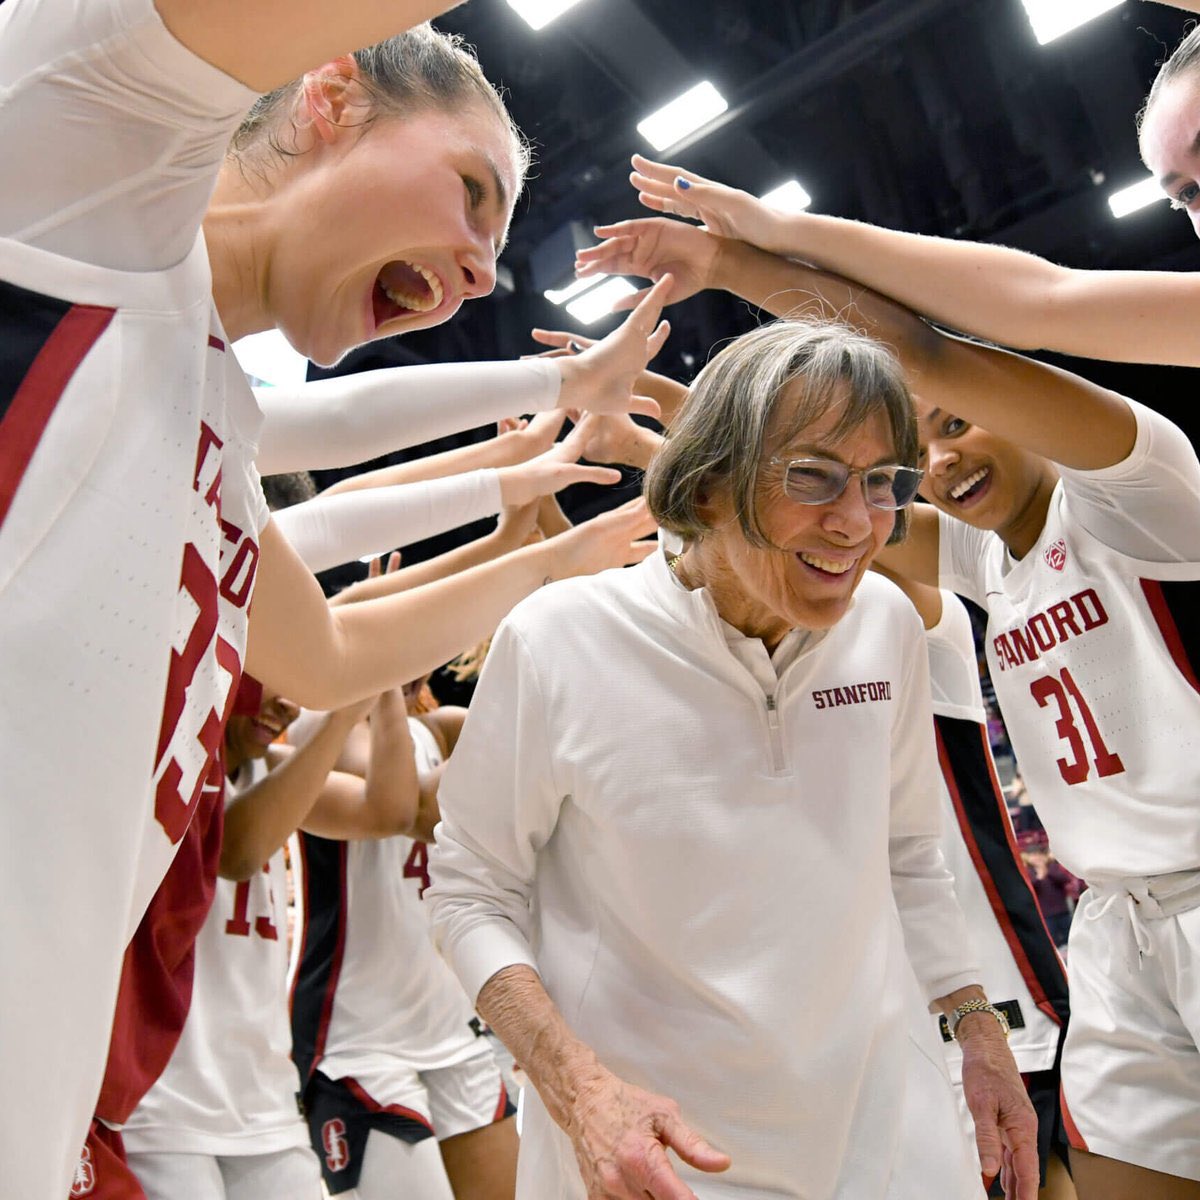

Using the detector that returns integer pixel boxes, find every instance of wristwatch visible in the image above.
[948,998,1011,1041]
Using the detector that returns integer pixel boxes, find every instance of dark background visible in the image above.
[311,0,1200,599]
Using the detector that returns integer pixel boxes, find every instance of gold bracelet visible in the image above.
[948,998,1010,1041]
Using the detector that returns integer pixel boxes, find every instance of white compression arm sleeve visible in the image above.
[273,471,503,573]
[255,359,562,475]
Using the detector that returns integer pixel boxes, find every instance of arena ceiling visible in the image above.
[310,0,1200,576]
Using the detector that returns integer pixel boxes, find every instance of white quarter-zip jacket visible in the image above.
[428,552,980,1198]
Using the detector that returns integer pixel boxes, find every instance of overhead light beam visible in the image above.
[565,277,638,325]
[760,180,812,213]
[637,81,729,152]
[1020,0,1122,46]
[1108,176,1167,219]
[544,275,604,305]
[506,0,587,31]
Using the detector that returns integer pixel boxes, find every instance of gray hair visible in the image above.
[231,25,531,183]
[1138,24,1200,150]
[645,318,918,547]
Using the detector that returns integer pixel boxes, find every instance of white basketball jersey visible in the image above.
[122,761,310,1156]
[925,595,1066,1078]
[292,718,485,1089]
[939,401,1200,882]
[0,3,265,1187]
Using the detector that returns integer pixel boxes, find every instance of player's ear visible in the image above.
[298,56,363,146]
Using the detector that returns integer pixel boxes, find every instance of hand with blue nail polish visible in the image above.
[624,153,800,256]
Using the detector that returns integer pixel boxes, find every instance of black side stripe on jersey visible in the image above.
[290,833,349,1086]
[0,279,114,529]
[1141,579,1200,697]
[935,715,1070,1028]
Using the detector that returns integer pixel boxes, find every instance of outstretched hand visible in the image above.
[554,497,658,578]
[626,153,798,256]
[575,218,721,312]
[559,412,662,472]
[529,328,689,425]
[567,1068,731,1199]
[556,276,674,418]
[497,441,621,509]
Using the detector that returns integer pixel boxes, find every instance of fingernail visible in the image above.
[676,177,691,190]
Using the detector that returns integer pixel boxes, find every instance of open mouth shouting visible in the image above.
[372,259,446,328]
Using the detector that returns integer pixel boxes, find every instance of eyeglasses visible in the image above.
[769,457,924,510]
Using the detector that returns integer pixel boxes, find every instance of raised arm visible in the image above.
[622,154,1200,368]
[254,278,673,476]
[219,698,373,880]
[302,689,423,839]
[245,498,656,710]
[320,411,567,497]
[582,220,1137,471]
[328,499,542,604]
[153,0,465,92]
[272,445,619,573]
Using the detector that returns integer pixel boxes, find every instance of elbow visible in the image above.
[218,848,261,882]
[362,790,420,839]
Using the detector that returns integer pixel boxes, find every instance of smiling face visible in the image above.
[263,103,521,366]
[224,692,301,771]
[914,398,1056,551]
[692,390,900,645]
[1140,74,1200,236]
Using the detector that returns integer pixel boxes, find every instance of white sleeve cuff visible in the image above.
[442,920,541,1007]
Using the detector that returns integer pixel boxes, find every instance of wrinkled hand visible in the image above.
[530,328,689,423]
[575,218,721,313]
[567,1070,731,1199]
[553,498,658,578]
[555,276,674,417]
[627,153,795,255]
[958,1021,1040,1199]
[497,441,621,509]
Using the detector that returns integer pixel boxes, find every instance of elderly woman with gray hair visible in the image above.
[425,318,1038,1200]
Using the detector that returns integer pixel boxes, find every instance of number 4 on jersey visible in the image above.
[1030,666,1125,786]
[404,842,431,898]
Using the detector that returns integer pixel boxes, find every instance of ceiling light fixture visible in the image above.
[1020,0,1122,46]
[637,81,729,152]
[544,275,604,305]
[506,0,587,31]
[760,180,812,213]
[566,277,638,325]
[1108,176,1167,219]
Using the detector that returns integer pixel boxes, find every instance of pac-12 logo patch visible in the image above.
[323,1118,350,1172]
[1043,539,1067,572]
[70,1146,96,1197]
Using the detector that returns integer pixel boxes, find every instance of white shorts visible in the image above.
[329,1046,513,1142]
[126,1145,323,1200]
[1061,882,1200,1180]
